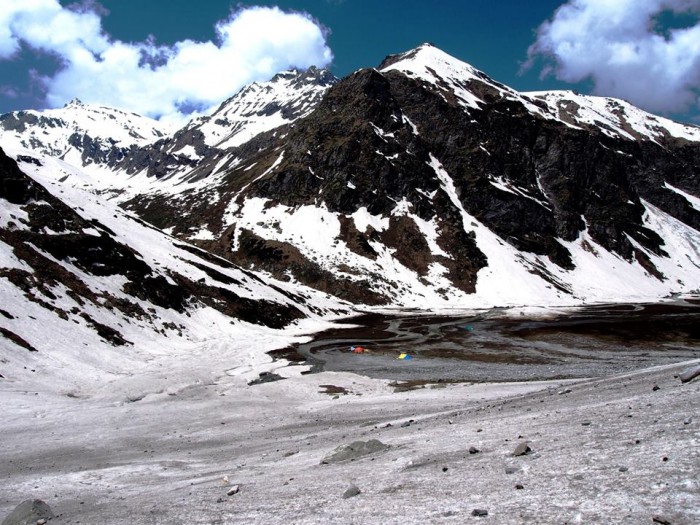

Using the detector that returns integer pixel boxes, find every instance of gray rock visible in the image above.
[468,446,480,454]
[1,500,54,525]
[513,442,532,456]
[226,484,240,496]
[321,439,390,464]
[471,508,489,517]
[679,365,700,383]
[652,516,672,525]
[515,483,524,490]
[581,420,592,426]
[619,466,629,472]
[505,467,519,474]
[684,417,692,425]
[342,484,361,499]
[652,384,660,391]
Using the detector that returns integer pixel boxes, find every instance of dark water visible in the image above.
[286,299,700,383]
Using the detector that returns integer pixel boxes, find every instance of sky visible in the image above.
[0,0,698,125]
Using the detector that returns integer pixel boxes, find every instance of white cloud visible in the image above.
[0,1,333,122]
[526,0,700,115]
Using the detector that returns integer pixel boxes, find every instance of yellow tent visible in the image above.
[397,353,412,360]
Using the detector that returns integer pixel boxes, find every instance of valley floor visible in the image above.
[1,352,699,524]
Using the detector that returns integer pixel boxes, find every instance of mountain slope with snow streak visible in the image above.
[0,99,172,167]
[184,66,337,150]
[0,147,351,391]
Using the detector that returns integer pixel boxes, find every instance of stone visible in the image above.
[515,483,524,490]
[342,485,361,499]
[652,384,660,391]
[513,442,532,456]
[581,420,592,426]
[619,466,629,472]
[684,417,692,425]
[471,509,488,517]
[652,516,672,525]
[1,500,54,525]
[321,439,390,464]
[559,388,572,395]
[679,365,700,383]
[468,446,480,454]
[226,485,240,496]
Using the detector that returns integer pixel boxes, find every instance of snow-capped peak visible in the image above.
[181,66,338,149]
[379,43,495,109]
[380,44,700,143]
[0,101,172,162]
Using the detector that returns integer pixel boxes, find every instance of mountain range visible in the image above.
[1,43,699,362]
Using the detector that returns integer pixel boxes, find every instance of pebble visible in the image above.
[226,485,240,496]
[652,516,672,525]
[515,483,524,490]
[581,420,591,426]
[652,384,660,391]
[619,466,629,472]
[684,417,692,425]
[471,509,488,517]
[468,446,480,454]
[558,388,572,395]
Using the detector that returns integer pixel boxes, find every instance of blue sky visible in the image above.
[1,0,699,124]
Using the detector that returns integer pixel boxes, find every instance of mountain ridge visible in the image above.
[1,44,699,309]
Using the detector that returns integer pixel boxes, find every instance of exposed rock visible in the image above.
[471,509,488,517]
[321,439,390,464]
[513,442,532,456]
[468,446,480,454]
[679,366,700,383]
[226,485,240,496]
[342,484,361,499]
[1,499,54,525]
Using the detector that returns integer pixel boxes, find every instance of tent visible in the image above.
[397,353,412,360]
[351,346,367,354]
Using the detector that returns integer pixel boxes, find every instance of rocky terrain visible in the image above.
[1,347,698,524]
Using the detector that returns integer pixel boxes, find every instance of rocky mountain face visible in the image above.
[2,46,700,308]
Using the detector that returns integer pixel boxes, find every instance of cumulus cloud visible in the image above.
[0,0,333,122]
[525,0,700,115]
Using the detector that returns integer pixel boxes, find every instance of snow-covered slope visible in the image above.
[0,99,172,165]
[183,66,336,150]
[0,148,350,391]
[381,44,700,143]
